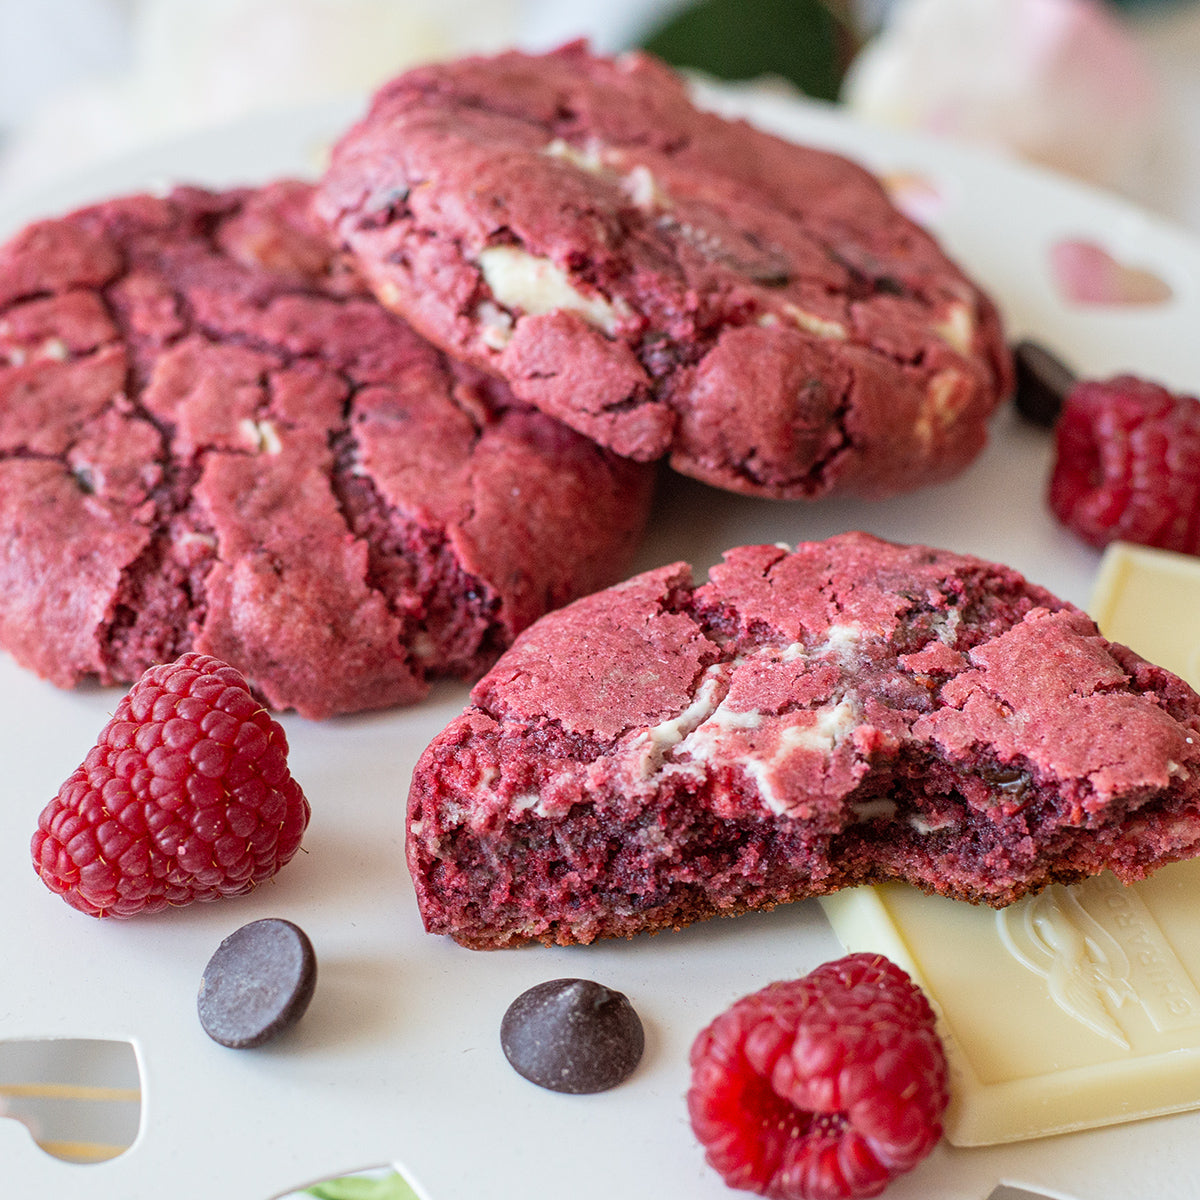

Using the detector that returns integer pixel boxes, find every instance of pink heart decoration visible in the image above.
[1049,238,1172,305]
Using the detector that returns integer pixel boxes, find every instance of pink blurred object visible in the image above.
[843,0,1160,188]
[878,169,947,225]
[1049,238,1173,305]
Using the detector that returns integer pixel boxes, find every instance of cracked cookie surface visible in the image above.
[0,181,654,718]
[318,42,1012,500]
[407,532,1200,947]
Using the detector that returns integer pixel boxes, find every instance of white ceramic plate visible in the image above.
[3,85,1200,1200]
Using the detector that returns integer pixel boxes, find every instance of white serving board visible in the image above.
[3,82,1200,1200]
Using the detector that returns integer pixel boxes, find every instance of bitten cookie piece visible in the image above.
[317,42,1012,500]
[0,181,654,718]
[407,532,1200,948]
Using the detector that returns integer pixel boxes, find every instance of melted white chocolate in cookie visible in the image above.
[477,245,629,337]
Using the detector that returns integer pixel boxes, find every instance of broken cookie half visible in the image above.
[406,532,1200,948]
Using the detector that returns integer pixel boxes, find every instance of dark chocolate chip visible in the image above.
[1013,339,1077,427]
[197,918,317,1049]
[984,764,1030,791]
[981,764,1032,808]
[500,978,644,1094]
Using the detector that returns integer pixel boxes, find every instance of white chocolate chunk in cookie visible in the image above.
[542,137,671,213]
[747,700,862,816]
[238,417,283,455]
[475,300,514,350]
[780,302,848,340]
[477,245,629,336]
[932,299,976,356]
[542,137,609,174]
[914,368,972,446]
[622,164,672,211]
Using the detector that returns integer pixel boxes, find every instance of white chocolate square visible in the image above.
[820,861,1200,1146]
[1090,541,1200,691]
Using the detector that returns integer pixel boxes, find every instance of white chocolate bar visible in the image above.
[820,862,1200,1145]
[1090,540,1200,691]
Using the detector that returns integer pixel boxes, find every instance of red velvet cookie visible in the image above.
[407,532,1200,948]
[317,43,1012,500]
[0,181,654,718]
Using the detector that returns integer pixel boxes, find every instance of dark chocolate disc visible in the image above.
[500,978,645,1094]
[1013,339,1077,428]
[197,918,317,1049]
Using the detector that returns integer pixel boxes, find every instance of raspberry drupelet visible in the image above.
[687,954,948,1200]
[32,652,310,917]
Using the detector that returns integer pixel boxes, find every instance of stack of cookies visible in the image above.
[8,42,1200,952]
[0,42,1011,719]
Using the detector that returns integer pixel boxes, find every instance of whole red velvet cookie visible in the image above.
[407,532,1200,948]
[317,43,1012,500]
[0,181,653,718]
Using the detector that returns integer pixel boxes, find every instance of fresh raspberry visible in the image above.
[31,653,311,918]
[687,954,948,1200]
[1048,374,1200,554]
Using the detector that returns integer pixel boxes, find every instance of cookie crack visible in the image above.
[328,427,507,681]
[100,458,214,680]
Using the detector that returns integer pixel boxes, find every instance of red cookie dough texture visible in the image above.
[407,532,1200,948]
[0,181,654,718]
[317,42,1012,500]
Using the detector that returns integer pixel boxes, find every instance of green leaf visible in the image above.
[303,1169,420,1200]
[639,0,858,102]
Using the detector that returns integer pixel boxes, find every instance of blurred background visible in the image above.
[0,0,1197,229]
